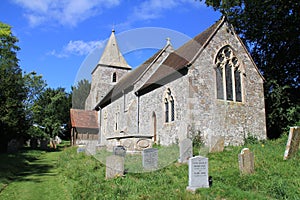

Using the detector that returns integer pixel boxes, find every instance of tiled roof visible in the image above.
[96,17,224,109]
[70,109,98,129]
[138,18,223,92]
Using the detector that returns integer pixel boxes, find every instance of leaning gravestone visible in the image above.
[208,135,225,153]
[178,138,193,163]
[284,126,300,160]
[186,156,209,192]
[238,148,254,174]
[113,145,126,157]
[142,148,158,170]
[106,155,124,179]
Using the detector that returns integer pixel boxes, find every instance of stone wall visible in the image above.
[187,23,266,145]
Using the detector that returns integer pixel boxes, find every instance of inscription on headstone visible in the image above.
[186,156,209,192]
[106,155,124,179]
[284,126,300,160]
[142,148,158,170]
[179,138,193,163]
[238,148,254,174]
[113,145,126,157]
[209,135,225,153]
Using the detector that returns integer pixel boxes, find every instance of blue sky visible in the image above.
[0,0,221,92]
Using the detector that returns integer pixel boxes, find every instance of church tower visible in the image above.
[85,30,131,110]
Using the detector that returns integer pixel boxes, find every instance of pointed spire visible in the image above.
[98,30,131,69]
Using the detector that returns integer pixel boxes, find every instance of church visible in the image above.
[71,16,267,152]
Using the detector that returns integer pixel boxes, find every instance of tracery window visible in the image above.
[215,46,242,102]
[164,88,175,123]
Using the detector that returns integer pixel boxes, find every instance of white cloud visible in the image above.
[12,0,121,27]
[48,40,105,58]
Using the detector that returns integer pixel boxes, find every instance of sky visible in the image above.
[0,0,221,92]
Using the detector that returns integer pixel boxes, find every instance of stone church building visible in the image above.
[74,17,266,151]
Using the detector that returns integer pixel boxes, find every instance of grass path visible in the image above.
[0,150,71,200]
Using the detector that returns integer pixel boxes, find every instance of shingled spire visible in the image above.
[97,29,131,69]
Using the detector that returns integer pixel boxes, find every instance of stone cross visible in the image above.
[238,148,254,174]
[284,126,300,160]
[178,138,193,163]
[105,155,124,179]
[186,156,209,192]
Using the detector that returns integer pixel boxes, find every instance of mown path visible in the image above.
[0,150,71,200]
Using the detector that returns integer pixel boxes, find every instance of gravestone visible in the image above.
[77,144,86,153]
[208,135,225,153]
[113,145,126,157]
[238,148,254,174]
[106,155,124,179]
[284,126,300,160]
[178,138,193,163]
[40,139,49,150]
[7,139,19,153]
[142,148,158,170]
[186,156,209,192]
[30,138,38,149]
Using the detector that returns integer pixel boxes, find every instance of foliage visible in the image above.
[23,71,47,123]
[71,79,91,109]
[200,0,300,138]
[0,21,27,152]
[32,88,71,138]
[56,136,300,199]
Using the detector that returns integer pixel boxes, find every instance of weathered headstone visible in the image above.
[284,126,300,160]
[178,138,193,163]
[40,139,49,150]
[77,144,86,153]
[208,135,225,153]
[30,138,38,149]
[7,139,19,153]
[186,156,209,192]
[142,148,158,170]
[113,145,126,157]
[238,148,254,174]
[105,155,124,179]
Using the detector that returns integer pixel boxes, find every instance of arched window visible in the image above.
[164,88,175,123]
[215,46,242,102]
[112,72,117,82]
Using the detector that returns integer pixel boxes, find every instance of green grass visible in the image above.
[0,142,71,200]
[57,135,300,200]
[1,136,299,199]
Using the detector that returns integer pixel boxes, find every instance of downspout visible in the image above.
[135,92,140,134]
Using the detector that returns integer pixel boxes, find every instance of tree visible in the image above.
[32,88,71,138]
[200,0,300,138]
[71,79,91,109]
[0,22,27,152]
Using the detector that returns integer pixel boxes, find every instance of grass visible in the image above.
[0,142,71,200]
[57,135,300,200]
[0,136,299,199]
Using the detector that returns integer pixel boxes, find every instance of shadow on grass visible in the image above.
[0,143,69,191]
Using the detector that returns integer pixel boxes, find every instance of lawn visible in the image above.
[0,135,299,200]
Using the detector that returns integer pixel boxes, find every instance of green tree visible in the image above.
[201,0,300,138]
[71,79,91,109]
[32,88,71,138]
[0,22,27,152]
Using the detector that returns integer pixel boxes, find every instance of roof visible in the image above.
[96,44,170,108]
[138,18,223,92]
[70,109,99,129]
[96,17,226,109]
[92,30,131,73]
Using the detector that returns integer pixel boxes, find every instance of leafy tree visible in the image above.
[71,79,91,109]
[23,71,47,123]
[200,0,300,138]
[32,88,71,138]
[0,22,27,152]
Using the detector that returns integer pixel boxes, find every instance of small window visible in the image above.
[164,98,169,123]
[112,72,117,82]
[164,89,175,123]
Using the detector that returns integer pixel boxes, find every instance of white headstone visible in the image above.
[106,155,124,179]
[186,156,209,192]
[179,138,193,163]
